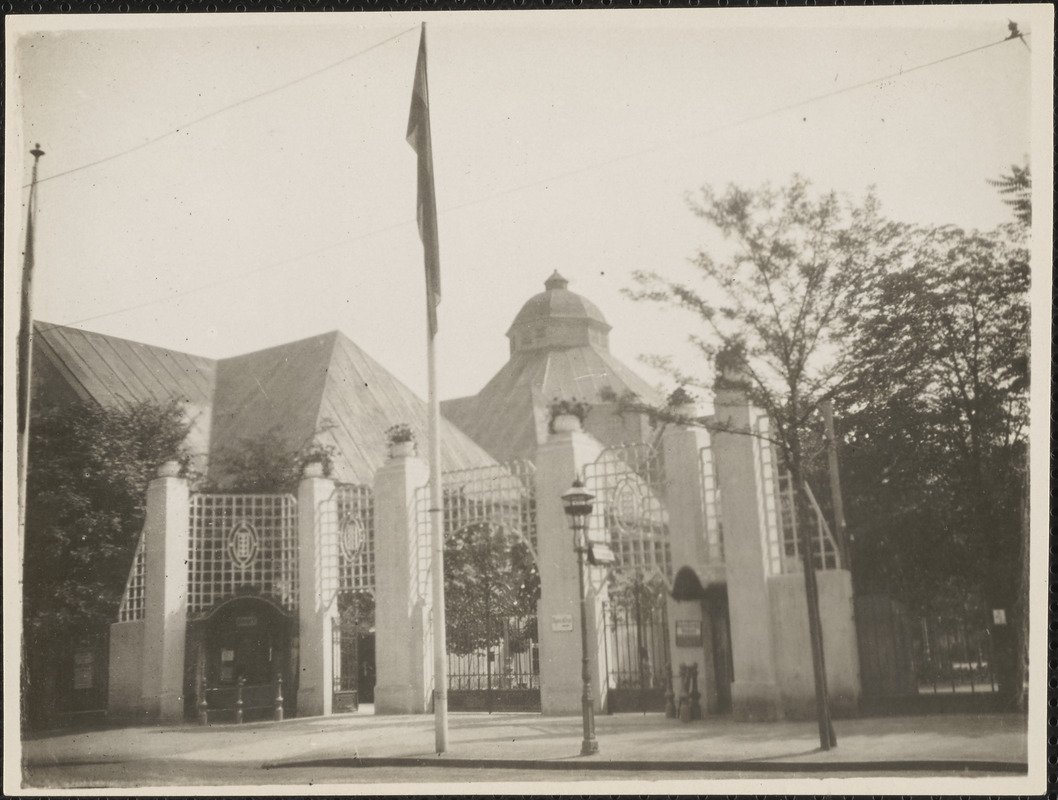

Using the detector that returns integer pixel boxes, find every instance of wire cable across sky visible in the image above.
[26,28,1029,335]
[22,24,420,190]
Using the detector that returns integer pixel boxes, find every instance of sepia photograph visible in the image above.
[4,5,1052,795]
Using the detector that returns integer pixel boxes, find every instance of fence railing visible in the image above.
[855,596,998,702]
[913,616,996,695]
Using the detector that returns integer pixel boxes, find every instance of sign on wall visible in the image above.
[550,614,574,632]
[675,620,703,647]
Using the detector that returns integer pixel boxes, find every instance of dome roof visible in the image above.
[507,271,611,334]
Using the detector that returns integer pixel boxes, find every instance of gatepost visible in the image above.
[141,461,190,723]
[661,422,723,714]
[535,421,608,715]
[296,466,339,717]
[712,383,784,721]
[373,450,433,713]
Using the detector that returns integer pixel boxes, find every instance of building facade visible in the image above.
[29,274,861,725]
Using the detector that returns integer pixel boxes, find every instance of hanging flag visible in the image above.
[407,24,441,336]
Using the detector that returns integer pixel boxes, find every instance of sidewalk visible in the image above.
[22,707,1028,774]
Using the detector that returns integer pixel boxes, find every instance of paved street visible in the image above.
[17,707,1036,793]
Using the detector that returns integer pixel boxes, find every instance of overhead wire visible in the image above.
[30,30,1028,335]
[21,24,419,190]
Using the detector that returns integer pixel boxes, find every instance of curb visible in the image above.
[261,756,1028,774]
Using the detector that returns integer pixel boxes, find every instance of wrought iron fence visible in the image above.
[447,616,539,691]
[602,576,671,712]
[855,596,998,703]
[913,616,996,694]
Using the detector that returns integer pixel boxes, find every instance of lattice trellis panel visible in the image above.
[776,473,841,572]
[415,460,537,600]
[317,483,376,596]
[757,417,786,576]
[756,415,840,575]
[117,531,146,622]
[584,443,671,584]
[698,442,724,564]
[187,494,298,617]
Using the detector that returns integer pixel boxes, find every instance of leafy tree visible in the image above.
[628,176,893,745]
[838,217,1029,701]
[443,521,539,659]
[23,397,191,727]
[987,163,1031,227]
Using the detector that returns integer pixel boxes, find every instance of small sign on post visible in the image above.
[992,609,1007,626]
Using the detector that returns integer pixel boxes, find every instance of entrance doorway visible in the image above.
[703,585,733,714]
[333,591,375,712]
[200,597,292,722]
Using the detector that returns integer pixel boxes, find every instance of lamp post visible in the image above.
[561,478,599,756]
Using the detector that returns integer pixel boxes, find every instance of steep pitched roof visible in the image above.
[207,331,498,486]
[32,322,216,460]
[316,332,497,484]
[33,324,496,487]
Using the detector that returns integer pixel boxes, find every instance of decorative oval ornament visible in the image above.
[227,520,259,570]
[339,513,366,560]
[611,477,642,535]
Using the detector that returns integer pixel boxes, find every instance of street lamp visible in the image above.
[561,478,600,756]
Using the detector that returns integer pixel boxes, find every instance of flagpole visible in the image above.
[406,20,448,754]
[428,318,448,753]
[18,144,45,553]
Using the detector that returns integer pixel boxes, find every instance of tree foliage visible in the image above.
[201,424,338,493]
[628,175,896,490]
[24,397,192,642]
[838,221,1030,615]
[628,171,1031,706]
[443,521,539,656]
[23,397,191,727]
[987,163,1031,227]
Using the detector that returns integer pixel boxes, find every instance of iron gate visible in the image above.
[602,575,671,712]
[417,461,540,712]
[583,443,673,712]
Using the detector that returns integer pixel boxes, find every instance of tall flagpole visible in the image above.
[18,144,45,553]
[406,22,448,753]
[428,310,448,753]
[18,144,44,724]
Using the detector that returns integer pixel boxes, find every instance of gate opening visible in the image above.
[197,596,292,722]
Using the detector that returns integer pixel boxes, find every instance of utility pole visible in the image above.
[821,399,850,571]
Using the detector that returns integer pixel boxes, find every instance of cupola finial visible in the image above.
[544,270,569,291]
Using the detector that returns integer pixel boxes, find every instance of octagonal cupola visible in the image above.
[506,272,612,355]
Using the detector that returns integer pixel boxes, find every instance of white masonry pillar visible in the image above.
[141,461,190,724]
[373,450,433,714]
[660,421,721,713]
[296,467,338,717]
[535,423,608,715]
[712,384,783,721]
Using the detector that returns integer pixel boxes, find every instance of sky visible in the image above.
[4,6,1049,403]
